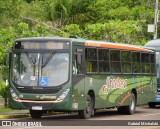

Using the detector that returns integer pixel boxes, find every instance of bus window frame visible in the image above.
[131,51,142,75]
[109,49,121,74]
[141,52,151,74]
[85,47,98,74]
[72,45,85,75]
[84,46,156,76]
[150,52,156,76]
[120,50,132,74]
[97,48,110,74]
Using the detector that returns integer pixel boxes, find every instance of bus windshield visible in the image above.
[12,51,69,87]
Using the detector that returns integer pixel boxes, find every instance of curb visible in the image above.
[0,114,30,119]
[0,112,68,119]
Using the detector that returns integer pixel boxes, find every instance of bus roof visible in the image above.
[86,40,153,52]
[145,39,160,50]
[15,37,153,52]
[15,37,72,42]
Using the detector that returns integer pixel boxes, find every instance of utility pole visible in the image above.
[153,0,159,39]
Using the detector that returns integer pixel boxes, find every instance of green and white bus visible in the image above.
[9,37,156,119]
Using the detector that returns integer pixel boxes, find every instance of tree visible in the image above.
[62,0,100,26]
[64,24,82,37]
[0,0,24,27]
[25,0,33,3]
[0,81,8,107]
[0,0,157,53]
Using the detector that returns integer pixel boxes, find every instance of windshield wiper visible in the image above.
[41,51,56,68]
[26,52,36,67]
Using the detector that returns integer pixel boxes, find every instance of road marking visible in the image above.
[142,113,160,117]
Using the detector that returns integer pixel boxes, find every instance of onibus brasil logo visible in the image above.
[102,76,127,94]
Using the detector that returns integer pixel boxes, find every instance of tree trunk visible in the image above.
[4,98,8,107]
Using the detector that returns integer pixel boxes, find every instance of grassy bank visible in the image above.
[0,105,29,113]
[0,106,16,112]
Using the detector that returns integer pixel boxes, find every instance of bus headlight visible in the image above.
[57,89,70,101]
[10,89,19,100]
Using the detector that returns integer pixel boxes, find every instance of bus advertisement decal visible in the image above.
[102,76,127,95]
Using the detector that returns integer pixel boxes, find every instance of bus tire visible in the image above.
[148,102,156,108]
[118,92,136,115]
[78,95,93,119]
[30,110,42,118]
[117,107,125,114]
[125,92,136,115]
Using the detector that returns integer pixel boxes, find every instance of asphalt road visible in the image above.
[1,106,160,129]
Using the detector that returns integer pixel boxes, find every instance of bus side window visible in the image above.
[141,53,150,74]
[121,51,131,73]
[132,52,141,73]
[150,53,156,74]
[85,48,98,73]
[98,49,110,73]
[110,49,121,73]
[73,47,84,75]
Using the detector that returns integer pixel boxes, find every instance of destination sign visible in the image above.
[14,41,69,49]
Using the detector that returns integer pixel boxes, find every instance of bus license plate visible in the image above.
[32,106,42,110]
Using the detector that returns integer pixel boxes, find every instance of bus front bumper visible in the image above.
[9,96,71,111]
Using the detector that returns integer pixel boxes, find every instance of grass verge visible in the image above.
[0,106,14,112]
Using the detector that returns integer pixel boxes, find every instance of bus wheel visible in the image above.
[148,102,156,108]
[78,95,93,119]
[118,92,136,115]
[117,107,125,114]
[125,92,136,115]
[30,110,42,118]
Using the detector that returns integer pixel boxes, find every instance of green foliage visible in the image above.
[0,0,24,27]
[108,7,131,20]
[0,45,5,64]
[25,0,73,23]
[0,0,155,43]
[64,24,82,37]
[21,0,46,21]
[0,81,8,99]
[0,66,9,81]
[0,81,9,107]
[82,20,147,45]
[104,20,144,44]
[84,23,106,40]
[36,25,50,36]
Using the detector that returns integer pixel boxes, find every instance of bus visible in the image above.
[8,37,156,119]
[145,39,160,108]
